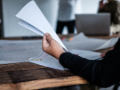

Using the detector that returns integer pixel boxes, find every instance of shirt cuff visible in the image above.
[59,52,72,68]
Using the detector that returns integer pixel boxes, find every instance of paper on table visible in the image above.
[29,49,103,70]
[29,51,66,70]
[64,33,119,51]
[0,40,43,64]
[70,49,102,60]
[28,33,118,70]
[63,33,107,50]
[16,1,67,50]
[95,37,119,50]
[0,40,64,69]
[0,39,118,70]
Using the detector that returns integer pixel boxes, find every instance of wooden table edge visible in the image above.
[16,76,88,90]
[0,76,87,90]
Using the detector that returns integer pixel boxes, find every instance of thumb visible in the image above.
[101,53,105,57]
[42,34,49,51]
[45,33,54,44]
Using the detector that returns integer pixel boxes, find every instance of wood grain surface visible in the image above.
[0,62,88,90]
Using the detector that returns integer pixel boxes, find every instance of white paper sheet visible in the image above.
[29,49,103,70]
[29,53,66,70]
[0,40,42,64]
[19,19,44,36]
[63,33,119,51]
[16,1,67,50]
[63,33,107,50]
[70,49,102,60]
[95,37,119,50]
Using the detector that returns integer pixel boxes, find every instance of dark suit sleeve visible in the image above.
[59,38,120,87]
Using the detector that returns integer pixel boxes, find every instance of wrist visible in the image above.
[55,50,65,60]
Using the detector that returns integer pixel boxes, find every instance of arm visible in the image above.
[59,49,120,87]
[59,38,120,87]
[42,33,120,87]
[101,47,114,57]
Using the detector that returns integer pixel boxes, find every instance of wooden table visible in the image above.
[0,34,120,90]
[0,62,87,90]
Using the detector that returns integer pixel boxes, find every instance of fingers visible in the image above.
[101,55,105,58]
[101,53,106,57]
[42,34,49,51]
[42,33,54,52]
[45,33,54,44]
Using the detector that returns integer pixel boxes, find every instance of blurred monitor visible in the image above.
[75,13,110,36]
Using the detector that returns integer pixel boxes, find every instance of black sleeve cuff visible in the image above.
[59,52,72,68]
[114,37,120,50]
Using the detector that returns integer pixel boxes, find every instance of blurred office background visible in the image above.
[0,0,113,37]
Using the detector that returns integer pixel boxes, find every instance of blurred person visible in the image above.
[42,33,120,88]
[56,0,78,34]
[98,0,120,25]
[98,0,120,34]
[98,0,106,11]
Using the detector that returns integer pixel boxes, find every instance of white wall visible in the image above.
[2,0,59,37]
[81,0,100,14]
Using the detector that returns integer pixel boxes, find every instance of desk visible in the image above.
[0,62,87,90]
[0,34,120,90]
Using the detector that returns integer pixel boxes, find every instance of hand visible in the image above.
[42,33,65,60]
[101,51,107,58]
[101,47,114,57]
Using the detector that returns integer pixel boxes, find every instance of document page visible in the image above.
[0,40,42,64]
[29,51,66,70]
[16,1,67,50]
[63,33,119,51]
[95,37,119,50]
[19,19,44,36]
[70,49,102,60]
[29,49,102,70]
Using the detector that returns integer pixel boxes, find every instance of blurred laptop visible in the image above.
[75,13,110,36]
